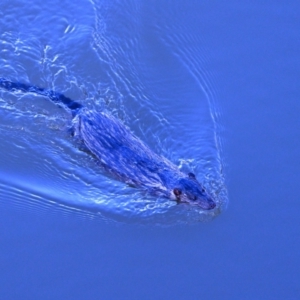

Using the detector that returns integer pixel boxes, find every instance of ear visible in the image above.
[188,172,196,179]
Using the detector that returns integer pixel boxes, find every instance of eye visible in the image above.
[173,188,182,197]
[201,188,205,193]
[188,172,196,179]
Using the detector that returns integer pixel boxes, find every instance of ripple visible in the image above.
[0,0,227,225]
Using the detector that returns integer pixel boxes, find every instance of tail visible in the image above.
[0,78,83,112]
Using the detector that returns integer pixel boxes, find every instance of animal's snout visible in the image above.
[208,200,216,209]
[198,198,216,210]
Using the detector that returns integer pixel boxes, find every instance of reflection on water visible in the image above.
[0,0,227,224]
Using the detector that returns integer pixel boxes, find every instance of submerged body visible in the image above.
[0,78,216,210]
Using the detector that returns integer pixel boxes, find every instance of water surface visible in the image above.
[0,0,299,299]
[0,0,226,224]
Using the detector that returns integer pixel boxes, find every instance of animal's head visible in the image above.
[171,173,216,210]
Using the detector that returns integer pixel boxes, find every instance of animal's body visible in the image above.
[0,78,216,210]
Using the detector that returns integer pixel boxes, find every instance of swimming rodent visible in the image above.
[0,78,216,210]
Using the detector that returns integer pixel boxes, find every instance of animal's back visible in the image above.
[0,78,217,210]
[75,109,179,191]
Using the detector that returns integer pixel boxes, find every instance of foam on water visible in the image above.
[0,0,227,225]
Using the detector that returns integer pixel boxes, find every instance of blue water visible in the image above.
[1,0,300,299]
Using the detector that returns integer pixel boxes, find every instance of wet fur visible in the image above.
[0,78,216,210]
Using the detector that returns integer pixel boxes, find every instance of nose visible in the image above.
[208,200,216,209]
[201,198,216,210]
